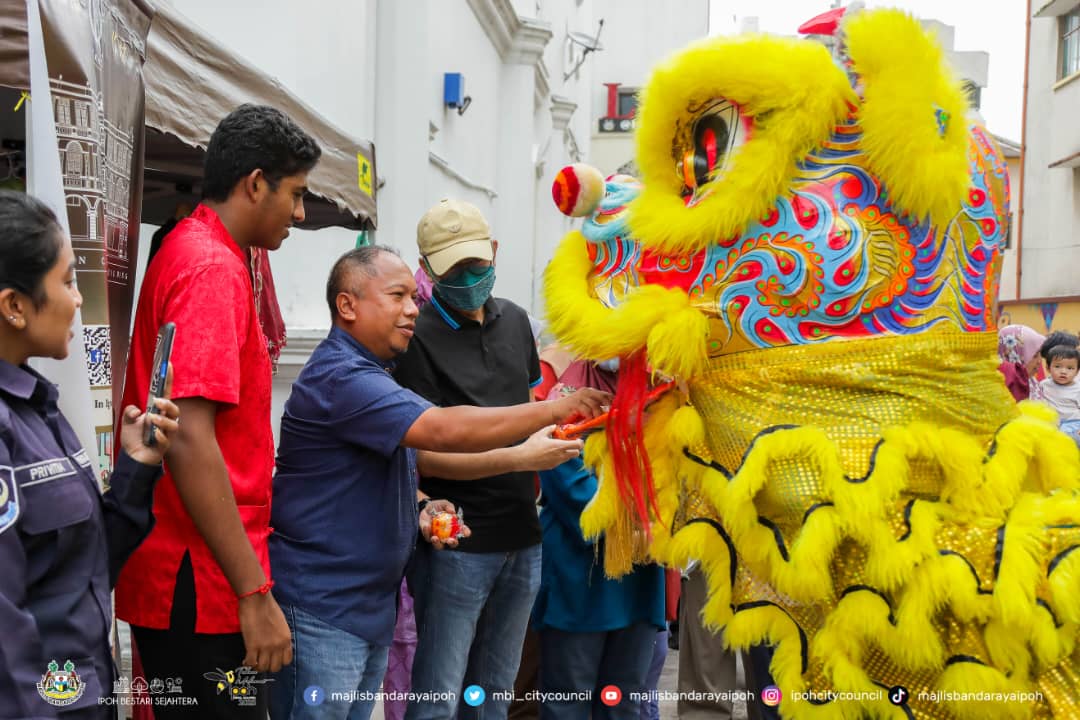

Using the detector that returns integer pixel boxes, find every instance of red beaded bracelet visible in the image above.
[237,580,274,600]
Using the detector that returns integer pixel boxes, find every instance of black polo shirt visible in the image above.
[393,293,542,553]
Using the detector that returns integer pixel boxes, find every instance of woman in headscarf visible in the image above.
[997,324,1047,401]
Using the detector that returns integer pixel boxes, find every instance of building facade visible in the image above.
[1000,0,1080,335]
[588,0,710,176]
[55,79,107,325]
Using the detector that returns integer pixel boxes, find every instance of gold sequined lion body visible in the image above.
[543,8,1080,720]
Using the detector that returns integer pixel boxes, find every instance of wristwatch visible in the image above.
[417,497,431,515]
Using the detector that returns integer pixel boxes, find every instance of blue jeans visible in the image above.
[269,604,389,720]
[405,543,541,720]
[538,622,657,720]
[1061,419,1080,447]
[639,627,668,720]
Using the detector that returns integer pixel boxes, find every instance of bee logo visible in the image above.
[203,666,271,706]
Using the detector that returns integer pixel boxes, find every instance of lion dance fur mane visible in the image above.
[543,8,1080,719]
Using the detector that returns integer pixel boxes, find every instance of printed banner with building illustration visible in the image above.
[38,0,150,483]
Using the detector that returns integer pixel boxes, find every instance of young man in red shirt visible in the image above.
[117,104,320,717]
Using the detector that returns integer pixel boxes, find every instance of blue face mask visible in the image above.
[434,265,496,312]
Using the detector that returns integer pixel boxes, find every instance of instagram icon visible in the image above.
[761,685,783,707]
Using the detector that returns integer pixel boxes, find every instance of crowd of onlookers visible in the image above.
[997,324,1080,444]
[0,102,667,720]
[5,102,1079,720]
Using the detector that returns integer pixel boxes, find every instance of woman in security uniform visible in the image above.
[0,191,180,718]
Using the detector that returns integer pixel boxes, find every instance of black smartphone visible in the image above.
[144,322,176,446]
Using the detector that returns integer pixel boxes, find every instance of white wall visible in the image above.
[422,0,502,271]
[922,19,989,92]
[589,133,635,175]
[426,3,502,193]
[531,0,596,313]
[372,0,431,270]
[165,0,377,138]
[1021,7,1080,299]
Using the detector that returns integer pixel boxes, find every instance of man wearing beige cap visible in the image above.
[396,199,544,720]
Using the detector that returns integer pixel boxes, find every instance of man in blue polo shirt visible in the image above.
[268,246,605,720]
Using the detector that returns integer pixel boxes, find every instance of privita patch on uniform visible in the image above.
[0,465,17,534]
[37,659,86,706]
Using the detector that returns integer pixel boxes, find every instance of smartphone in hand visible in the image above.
[144,322,176,446]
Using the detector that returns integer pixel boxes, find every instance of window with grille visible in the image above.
[55,99,71,126]
[1062,8,1080,79]
[65,141,83,175]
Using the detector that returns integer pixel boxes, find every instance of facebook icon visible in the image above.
[304,685,326,706]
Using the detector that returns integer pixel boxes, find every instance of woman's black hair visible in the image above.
[1039,330,1080,361]
[0,191,63,308]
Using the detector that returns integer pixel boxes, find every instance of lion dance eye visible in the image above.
[677,99,748,200]
[693,114,730,187]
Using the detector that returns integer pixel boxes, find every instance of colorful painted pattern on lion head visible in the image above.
[547,9,1008,360]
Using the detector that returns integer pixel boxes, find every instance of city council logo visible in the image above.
[37,660,85,706]
[0,466,19,534]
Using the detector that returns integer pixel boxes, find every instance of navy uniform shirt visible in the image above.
[270,327,433,647]
[393,294,542,553]
[0,360,162,718]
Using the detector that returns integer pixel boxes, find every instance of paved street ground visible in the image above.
[657,647,750,720]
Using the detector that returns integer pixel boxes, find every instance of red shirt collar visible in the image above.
[190,204,247,264]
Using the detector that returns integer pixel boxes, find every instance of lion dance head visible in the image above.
[544,8,1080,719]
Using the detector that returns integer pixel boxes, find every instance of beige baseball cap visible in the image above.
[416,198,494,276]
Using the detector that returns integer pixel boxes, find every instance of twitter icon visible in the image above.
[463,685,486,707]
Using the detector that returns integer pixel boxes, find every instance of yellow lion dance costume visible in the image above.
[544,8,1079,719]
